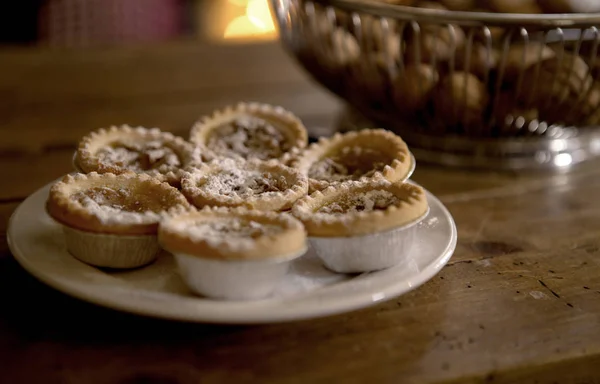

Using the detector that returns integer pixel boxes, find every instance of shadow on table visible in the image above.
[0,254,449,384]
[0,256,248,342]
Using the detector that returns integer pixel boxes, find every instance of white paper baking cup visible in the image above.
[63,225,161,269]
[309,208,430,273]
[173,248,307,301]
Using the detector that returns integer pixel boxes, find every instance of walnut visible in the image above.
[439,0,476,11]
[405,24,466,64]
[304,5,334,37]
[392,64,439,114]
[360,15,403,61]
[538,0,600,13]
[405,2,466,63]
[414,1,447,10]
[313,27,361,73]
[567,85,600,125]
[519,54,592,107]
[489,0,544,13]
[332,8,351,28]
[519,54,593,124]
[585,58,600,80]
[502,42,556,83]
[456,43,500,80]
[380,0,416,4]
[348,53,394,107]
[584,88,600,125]
[469,20,506,45]
[433,72,490,128]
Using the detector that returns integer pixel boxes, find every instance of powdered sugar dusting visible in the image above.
[308,146,389,182]
[96,140,182,172]
[196,160,288,198]
[317,190,399,215]
[206,115,291,160]
[71,187,162,224]
[172,218,284,250]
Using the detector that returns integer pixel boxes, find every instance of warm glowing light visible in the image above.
[223,0,277,41]
[247,0,275,31]
[224,16,266,38]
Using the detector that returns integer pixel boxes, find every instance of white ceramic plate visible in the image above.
[7,181,457,324]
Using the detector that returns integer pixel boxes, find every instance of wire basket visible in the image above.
[270,0,600,169]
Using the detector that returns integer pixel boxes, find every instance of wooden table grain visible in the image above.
[2,41,600,384]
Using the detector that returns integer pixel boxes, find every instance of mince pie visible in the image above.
[292,180,428,237]
[181,158,308,212]
[189,102,308,162]
[292,129,413,193]
[76,125,199,186]
[158,207,307,300]
[292,180,429,273]
[46,172,190,268]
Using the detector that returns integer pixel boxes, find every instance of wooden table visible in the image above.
[2,40,600,384]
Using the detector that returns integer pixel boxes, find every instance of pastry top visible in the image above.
[180,158,309,211]
[158,206,307,260]
[292,129,413,193]
[189,102,308,162]
[76,125,200,185]
[292,180,429,237]
[46,172,190,235]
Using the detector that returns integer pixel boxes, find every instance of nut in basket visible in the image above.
[274,0,600,140]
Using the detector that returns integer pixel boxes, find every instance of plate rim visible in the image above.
[7,180,457,324]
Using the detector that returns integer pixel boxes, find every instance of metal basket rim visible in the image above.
[310,0,600,27]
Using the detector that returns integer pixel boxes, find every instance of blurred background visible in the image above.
[0,0,341,155]
[0,0,278,47]
[4,0,599,169]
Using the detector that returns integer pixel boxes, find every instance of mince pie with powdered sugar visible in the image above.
[292,180,429,237]
[181,158,309,212]
[75,125,200,186]
[158,206,307,261]
[292,129,413,193]
[48,102,425,282]
[158,206,308,300]
[47,172,190,235]
[189,102,308,162]
[45,172,190,269]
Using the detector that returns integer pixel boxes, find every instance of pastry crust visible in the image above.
[181,158,309,211]
[292,180,429,237]
[189,102,308,162]
[46,172,190,235]
[292,129,413,193]
[158,206,307,261]
[76,125,200,185]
